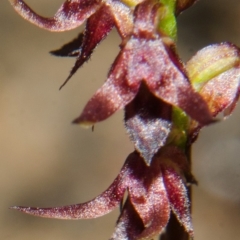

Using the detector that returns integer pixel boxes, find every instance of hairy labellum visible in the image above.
[125,83,172,164]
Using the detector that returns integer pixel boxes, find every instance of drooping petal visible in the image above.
[125,83,172,165]
[119,152,171,239]
[8,0,100,32]
[11,161,129,219]
[50,33,84,57]
[73,49,140,125]
[162,165,193,237]
[60,4,115,89]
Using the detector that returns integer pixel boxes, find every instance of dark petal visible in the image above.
[73,49,140,125]
[126,153,171,239]
[10,162,129,219]
[162,166,193,237]
[110,198,145,240]
[60,4,115,89]
[9,0,100,32]
[50,33,84,57]
[125,83,172,165]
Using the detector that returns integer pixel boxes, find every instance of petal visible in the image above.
[200,66,240,117]
[126,153,171,239]
[162,166,193,237]
[73,48,140,125]
[8,0,100,32]
[11,162,129,219]
[110,198,145,240]
[60,4,115,89]
[125,83,172,165]
[50,33,84,57]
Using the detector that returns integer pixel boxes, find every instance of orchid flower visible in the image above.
[8,0,240,239]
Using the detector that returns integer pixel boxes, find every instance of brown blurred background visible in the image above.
[1,0,240,239]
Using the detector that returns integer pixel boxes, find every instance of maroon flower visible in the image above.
[9,0,133,88]
[72,0,213,128]
[9,0,212,125]
[12,146,193,240]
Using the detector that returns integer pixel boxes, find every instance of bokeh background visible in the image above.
[1,0,240,239]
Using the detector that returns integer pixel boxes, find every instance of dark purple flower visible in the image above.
[12,146,193,239]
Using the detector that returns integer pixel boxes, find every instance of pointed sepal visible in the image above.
[162,166,193,236]
[60,4,115,89]
[10,161,129,219]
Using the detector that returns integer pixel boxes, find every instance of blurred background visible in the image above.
[0,0,240,239]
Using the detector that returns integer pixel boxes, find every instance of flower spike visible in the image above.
[9,0,240,239]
